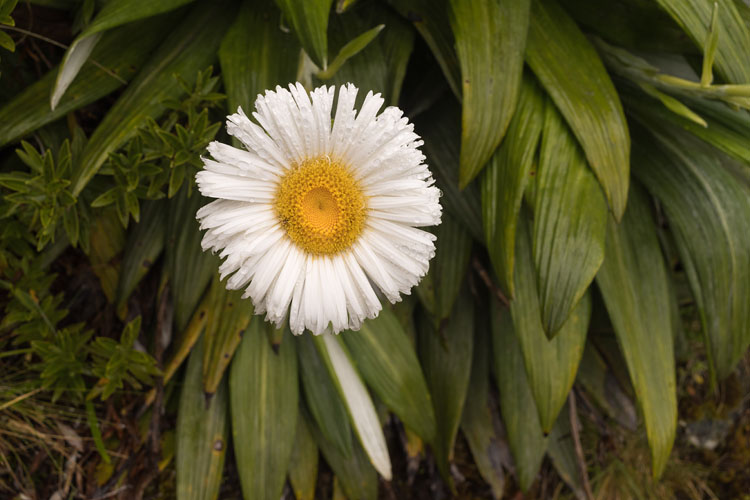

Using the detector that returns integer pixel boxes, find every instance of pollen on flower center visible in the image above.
[275,156,366,255]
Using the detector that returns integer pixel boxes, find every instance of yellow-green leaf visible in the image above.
[510,217,590,432]
[491,302,546,492]
[525,0,630,220]
[218,0,299,122]
[595,185,677,478]
[531,101,607,336]
[418,291,474,487]
[296,334,353,457]
[201,277,253,396]
[71,0,236,195]
[51,0,196,109]
[288,414,318,500]
[481,73,544,297]
[176,337,228,500]
[166,187,219,332]
[0,16,167,147]
[340,307,436,442]
[273,0,333,68]
[655,0,750,85]
[229,322,298,500]
[450,0,529,188]
[632,126,750,381]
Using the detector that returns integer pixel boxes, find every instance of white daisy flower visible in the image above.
[195,82,442,335]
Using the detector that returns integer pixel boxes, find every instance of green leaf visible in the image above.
[320,3,414,106]
[0,30,14,52]
[296,334,353,457]
[637,83,708,128]
[632,126,750,381]
[387,0,461,97]
[202,277,254,396]
[115,199,167,312]
[575,343,637,430]
[166,187,219,332]
[481,73,544,297]
[313,334,391,480]
[510,217,590,432]
[218,0,299,122]
[306,406,377,500]
[71,0,236,196]
[625,89,750,167]
[418,291,474,486]
[51,0,196,108]
[450,0,529,188]
[317,24,384,80]
[491,302,546,492]
[417,214,472,321]
[340,306,436,443]
[531,101,607,336]
[416,102,483,241]
[459,318,507,500]
[229,322,298,500]
[546,401,587,500]
[176,336,228,500]
[654,0,750,85]
[525,0,630,220]
[288,414,318,500]
[700,1,720,87]
[273,0,333,68]
[595,185,677,478]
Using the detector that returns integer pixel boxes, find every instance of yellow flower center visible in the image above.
[275,156,366,255]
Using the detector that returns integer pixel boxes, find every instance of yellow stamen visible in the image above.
[275,156,366,255]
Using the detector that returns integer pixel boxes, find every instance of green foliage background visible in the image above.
[1,0,750,498]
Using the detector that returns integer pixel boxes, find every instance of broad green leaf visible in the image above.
[481,73,544,297]
[526,0,630,220]
[307,407,377,500]
[450,0,529,188]
[88,208,126,303]
[288,414,318,500]
[317,24,384,80]
[115,199,167,314]
[273,0,332,68]
[0,16,167,147]
[321,3,414,106]
[340,306,436,442]
[416,214,472,321]
[51,0,196,109]
[297,334,353,457]
[575,343,637,430]
[546,402,586,500]
[71,0,236,195]
[176,337,228,500]
[313,334,391,480]
[229,322,298,500]
[218,0,299,120]
[654,0,750,85]
[491,302,546,492]
[418,291,474,486]
[637,82,708,128]
[460,318,507,500]
[511,217,590,432]
[632,127,750,381]
[387,0,460,97]
[416,103,483,241]
[595,185,677,478]
[532,102,607,335]
[166,187,218,332]
[202,277,253,396]
[626,90,750,166]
